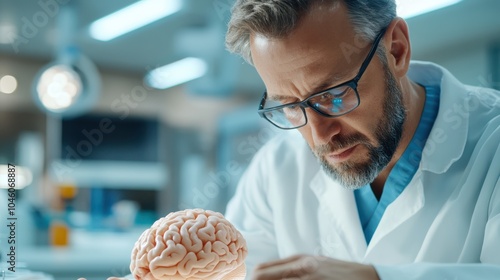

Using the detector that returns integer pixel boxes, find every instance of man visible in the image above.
[224,0,500,279]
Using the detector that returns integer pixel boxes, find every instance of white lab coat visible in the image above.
[225,61,500,279]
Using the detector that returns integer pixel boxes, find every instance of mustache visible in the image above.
[314,133,371,156]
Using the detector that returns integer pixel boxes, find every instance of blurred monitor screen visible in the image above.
[61,114,159,162]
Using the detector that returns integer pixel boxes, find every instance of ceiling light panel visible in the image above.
[397,0,463,19]
[90,0,182,41]
[145,57,208,90]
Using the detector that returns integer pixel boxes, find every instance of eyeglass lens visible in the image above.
[264,84,358,128]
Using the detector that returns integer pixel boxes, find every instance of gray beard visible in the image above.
[316,63,406,190]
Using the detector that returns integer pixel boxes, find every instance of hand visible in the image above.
[252,254,380,280]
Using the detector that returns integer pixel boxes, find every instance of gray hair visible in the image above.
[226,0,396,65]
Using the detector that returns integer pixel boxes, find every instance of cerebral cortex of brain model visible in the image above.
[130,209,248,280]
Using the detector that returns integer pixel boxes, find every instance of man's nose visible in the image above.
[306,108,341,145]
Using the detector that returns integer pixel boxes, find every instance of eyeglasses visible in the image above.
[258,27,387,130]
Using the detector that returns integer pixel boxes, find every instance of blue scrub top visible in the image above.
[354,85,440,244]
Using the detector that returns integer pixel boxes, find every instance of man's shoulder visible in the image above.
[461,85,500,138]
[431,83,500,172]
[414,61,500,172]
[464,84,500,111]
[234,130,321,200]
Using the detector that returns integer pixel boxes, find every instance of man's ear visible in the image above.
[383,18,411,78]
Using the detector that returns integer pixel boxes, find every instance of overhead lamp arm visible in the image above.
[32,1,101,117]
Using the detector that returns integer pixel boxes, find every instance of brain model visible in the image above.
[130,209,248,280]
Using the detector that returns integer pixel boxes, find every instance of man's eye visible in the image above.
[319,93,332,101]
[329,87,349,98]
[310,92,333,105]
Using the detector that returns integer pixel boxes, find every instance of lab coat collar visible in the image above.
[407,61,469,174]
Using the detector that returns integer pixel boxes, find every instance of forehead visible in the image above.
[250,2,362,99]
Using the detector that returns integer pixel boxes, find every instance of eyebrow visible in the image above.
[268,72,348,102]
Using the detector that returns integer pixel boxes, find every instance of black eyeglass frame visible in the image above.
[258,27,388,130]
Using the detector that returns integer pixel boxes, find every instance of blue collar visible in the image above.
[355,85,441,244]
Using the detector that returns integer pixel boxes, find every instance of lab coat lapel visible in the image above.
[309,170,367,262]
[407,61,469,173]
[364,170,425,261]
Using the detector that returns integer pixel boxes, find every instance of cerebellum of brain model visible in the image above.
[130,209,248,280]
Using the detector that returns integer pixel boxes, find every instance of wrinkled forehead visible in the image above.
[250,2,364,98]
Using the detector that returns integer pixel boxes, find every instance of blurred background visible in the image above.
[0,0,499,279]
